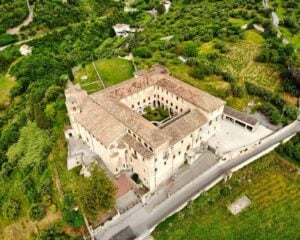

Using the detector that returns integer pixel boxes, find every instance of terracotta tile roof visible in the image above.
[224,106,259,126]
[161,109,207,144]
[65,65,225,157]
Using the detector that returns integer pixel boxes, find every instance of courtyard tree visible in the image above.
[75,165,116,221]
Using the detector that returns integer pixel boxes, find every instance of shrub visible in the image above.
[133,47,152,58]
[2,199,21,220]
[29,203,46,221]
[220,186,231,197]
[214,41,225,50]
[156,4,165,15]
[206,52,219,61]
[183,42,198,57]
[62,209,84,228]
[50,204,57,213]
[39,223,78,240]
[0,34,18,46]
[42,194,52,206]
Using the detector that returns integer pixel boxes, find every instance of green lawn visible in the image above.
[244,30,265,45]
[94,58,134,87]
[74,58,134,93]
[153,153,300,239]
[199,41,216,54]
[229,17,249,26]
[0,75,16,106]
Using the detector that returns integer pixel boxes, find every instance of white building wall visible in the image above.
[66,85,224,192]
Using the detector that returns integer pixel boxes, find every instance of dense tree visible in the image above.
[276,133,300,163]
[156,4,165,15]
[133,46,153,58]
[183,42,198,57]
[6,122,51,170]
[75,165,116,221]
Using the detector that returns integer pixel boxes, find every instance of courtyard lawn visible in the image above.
[153,153,300,239]
[143,106,170,122]
[74,58,134,93]
[0,75,16,106]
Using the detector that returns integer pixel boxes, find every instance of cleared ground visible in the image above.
[153,153,300,239]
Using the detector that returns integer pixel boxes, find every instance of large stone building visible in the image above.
[65,65,225,192]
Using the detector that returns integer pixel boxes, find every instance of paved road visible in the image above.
[95,120,300,240]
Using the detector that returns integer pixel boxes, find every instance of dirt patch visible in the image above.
[2,211,61,240]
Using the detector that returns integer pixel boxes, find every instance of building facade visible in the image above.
[65,65,225,192]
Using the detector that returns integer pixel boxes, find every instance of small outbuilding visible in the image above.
[223,106,259,132]
[19,44,32,56]
[228,196,252,215]
[113,24,131,37]
[160,0,171,13]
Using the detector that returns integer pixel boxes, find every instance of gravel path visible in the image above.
[6,0,34,35]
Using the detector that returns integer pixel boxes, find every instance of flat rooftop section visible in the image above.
[114,174,135,199]
[228,196,252,215]
[208,119,273,153]
[110,226,136,240]
[224,106,259,126]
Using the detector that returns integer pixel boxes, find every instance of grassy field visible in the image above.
[0,75,16,106]
[229,17,249,27]
[167,63,231,98]
[74,58,134,93]
[243,30,265,44]
[153,153,300,240]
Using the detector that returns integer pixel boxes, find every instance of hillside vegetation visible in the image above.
[0,0,299,238]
